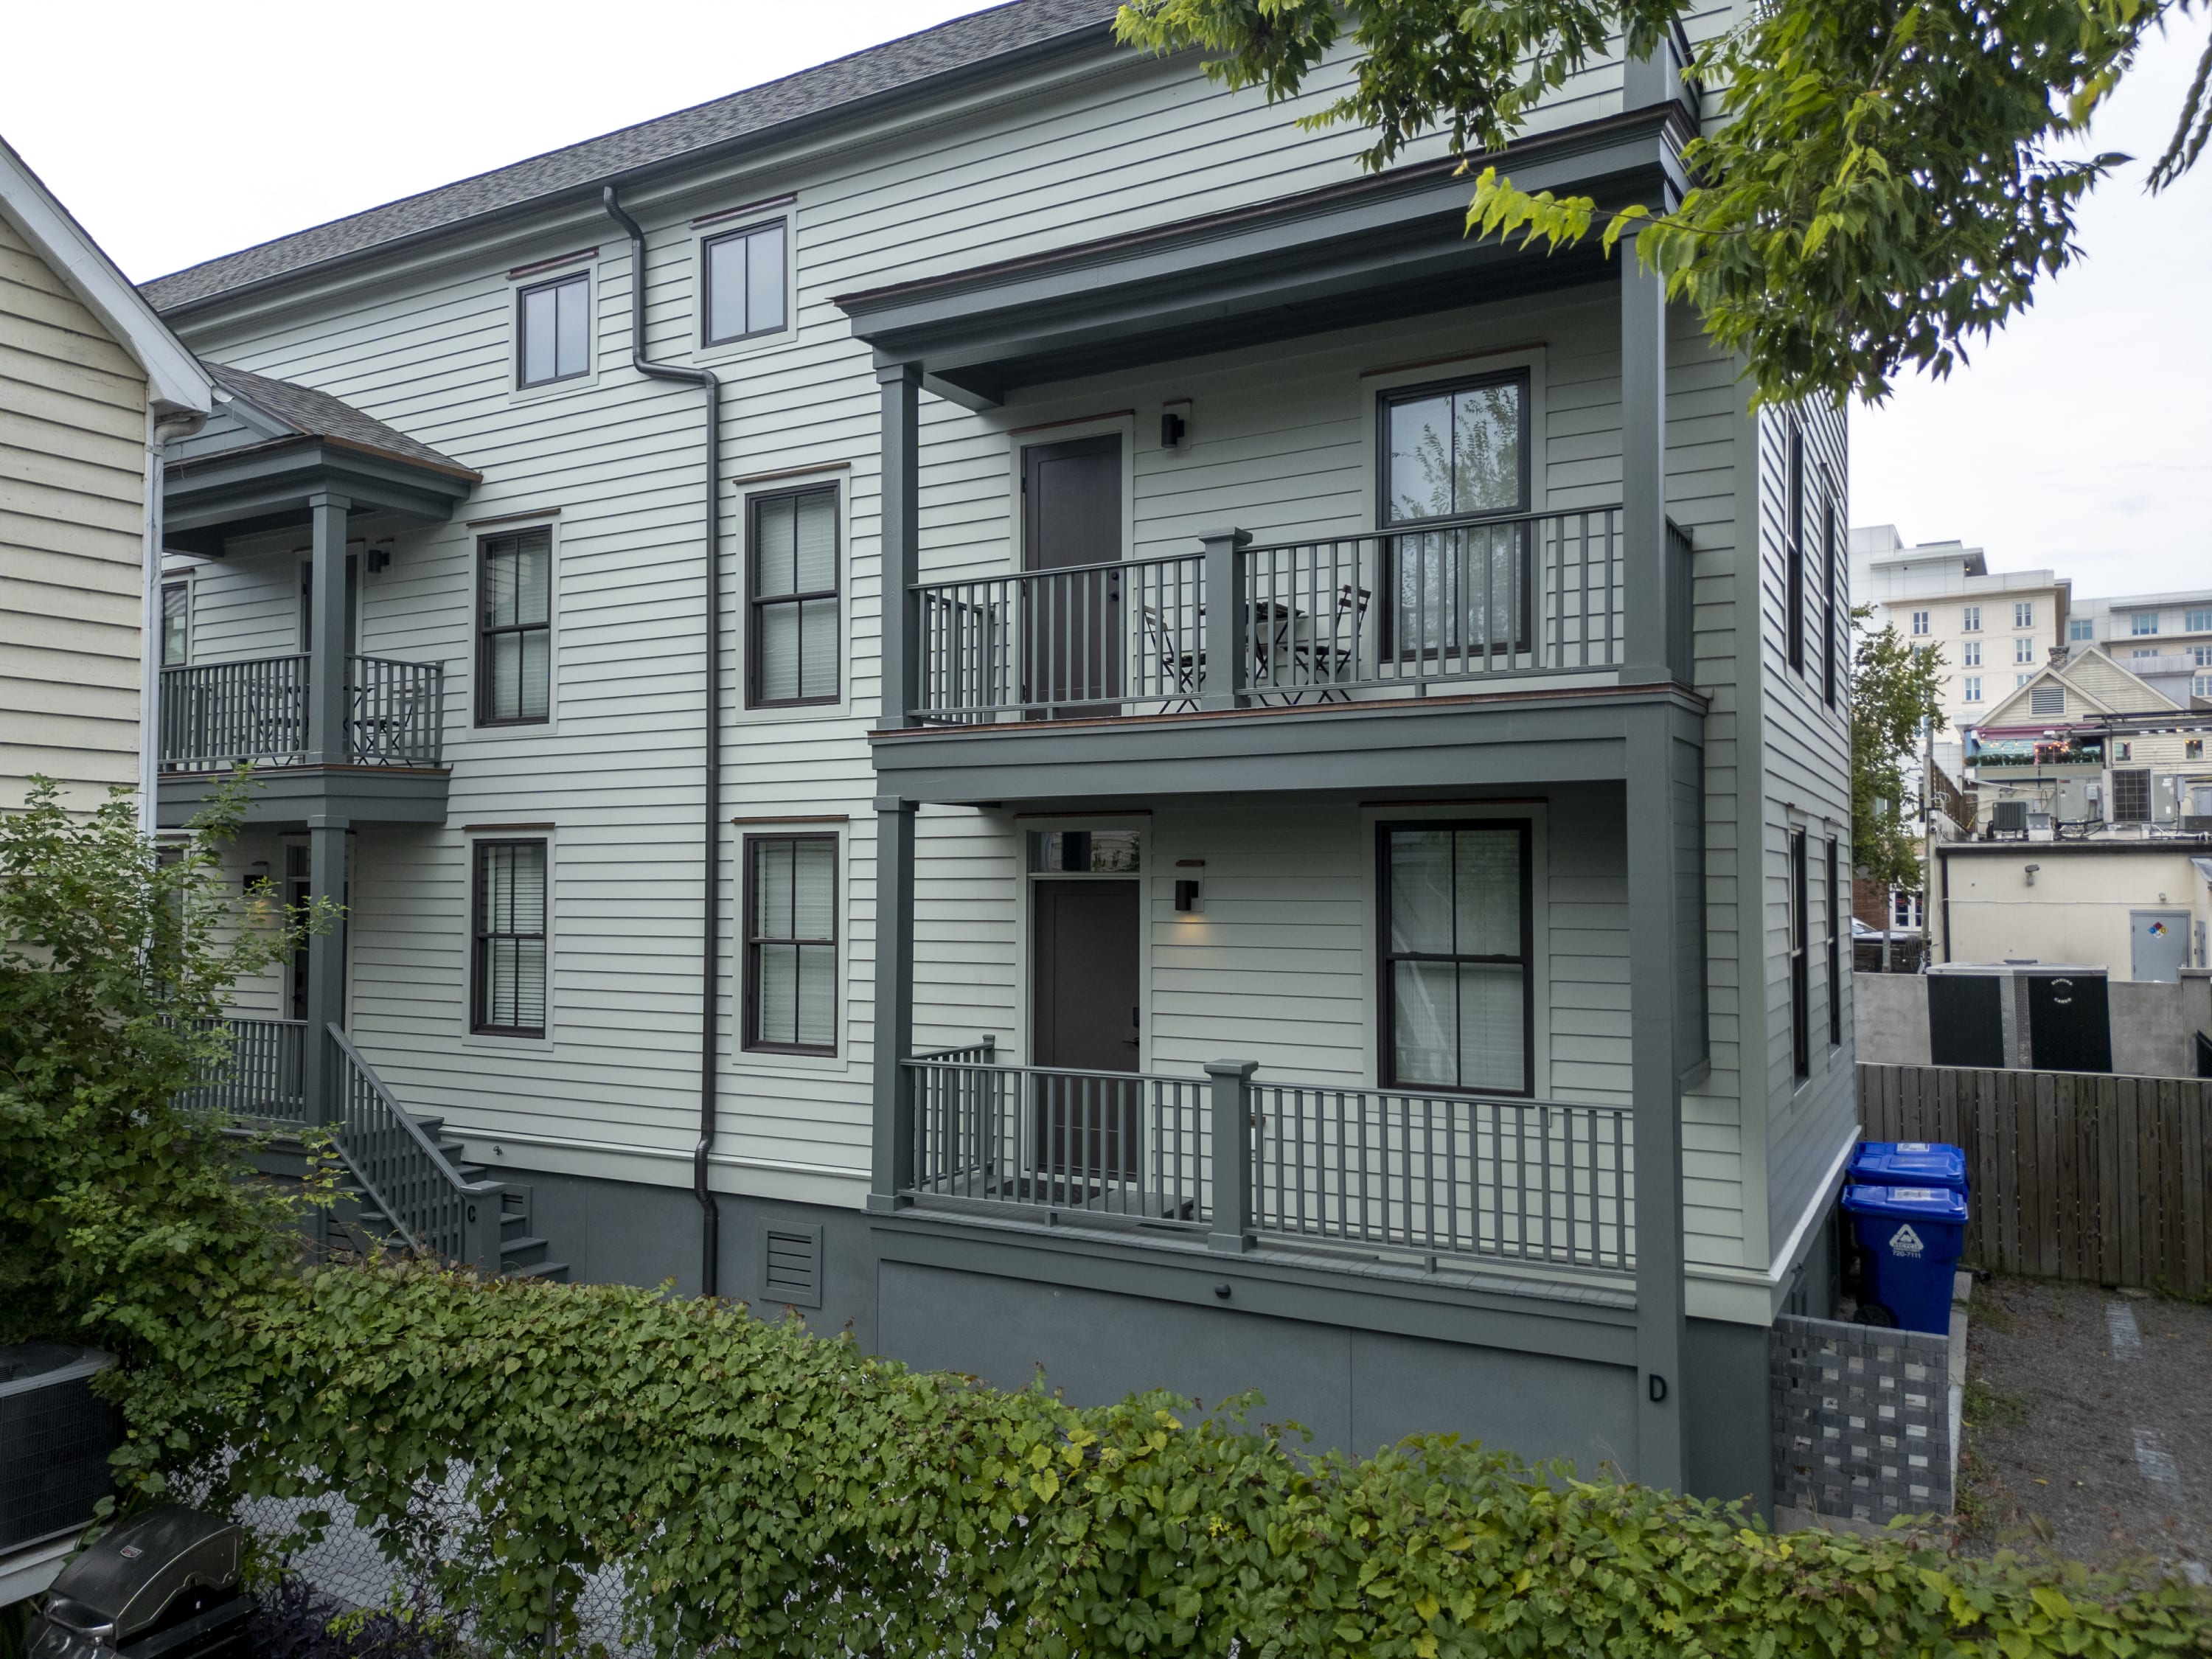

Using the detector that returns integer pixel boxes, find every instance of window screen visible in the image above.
[518,273,589,386]
[748,487,838,706]
[704,219,788,345]
[1378,822,1532,1096]
[746,835,837,1052]
[473,841,547,1037]
[479,528,552,723]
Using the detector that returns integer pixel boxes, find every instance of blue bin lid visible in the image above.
[1841,1184,1968,1222]
[1849,1141,1967,1185]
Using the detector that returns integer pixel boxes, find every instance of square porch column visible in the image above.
[305,491,352,764]
[1618,232,1672,686]
[869,795,918,1212]
[876,362,922,730]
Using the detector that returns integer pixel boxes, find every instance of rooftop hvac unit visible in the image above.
[1,1345,116,1553]
[1989,799,2028,834]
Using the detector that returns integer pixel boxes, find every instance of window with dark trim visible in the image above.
[703,218,788,346]
[472,840,547,1037]
[1377,821,1534,1096]
[1790,829,1810,1082]
[160,580,189,666]
[1377,372,1531,661]
[478,527,552,725]
[1826,837,1842,1047]
[745,835,838,1054]
[747,487,838,707]
[1820,468,1840,708]
[517,271,589,387]
[1785,422,1806,672]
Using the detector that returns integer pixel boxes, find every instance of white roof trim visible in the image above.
[0,133,210,416]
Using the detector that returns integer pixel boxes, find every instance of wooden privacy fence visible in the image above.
[1857,1063,2212,1294]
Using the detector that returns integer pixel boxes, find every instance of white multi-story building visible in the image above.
[139,0,1856,1506]
[2063,590,2212,707]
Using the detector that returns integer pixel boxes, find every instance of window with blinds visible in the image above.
[478,528,552,724]
[748,487,838,707]
[1377,821,1533,1096]
[160,581,189,666]
[473,841,547,1037]
[745,835,838,1054]
[1789,830,1809,1082]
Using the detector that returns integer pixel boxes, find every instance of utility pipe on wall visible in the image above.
[603,185,727,1298]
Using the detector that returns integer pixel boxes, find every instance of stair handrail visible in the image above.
[327,1023,503,1267]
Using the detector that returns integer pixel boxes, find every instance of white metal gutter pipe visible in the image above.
[602,185,727,1299]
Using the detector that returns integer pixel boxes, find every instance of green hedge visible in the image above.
[112,1262,2210,1659]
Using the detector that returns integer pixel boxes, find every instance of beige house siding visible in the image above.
[0,212,149,809]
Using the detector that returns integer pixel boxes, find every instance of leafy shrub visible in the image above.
[251,1573,459,1659]
[111,1259,2212,1659]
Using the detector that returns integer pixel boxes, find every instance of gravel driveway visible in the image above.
[1959,1275,2212,1584]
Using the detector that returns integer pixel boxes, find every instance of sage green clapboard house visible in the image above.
[144,0,1855,1505]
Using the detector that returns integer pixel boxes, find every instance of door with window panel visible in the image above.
[1379,375,1532,672]
[1379,822,1534,1095]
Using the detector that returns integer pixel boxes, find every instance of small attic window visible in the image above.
[2030,682,2065,717]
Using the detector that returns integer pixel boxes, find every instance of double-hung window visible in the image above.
[1789,830,1809,1083]
[2014,602,2034,628]
[1826,838,1842,1047]
[1820,476,1840,707]
[1963,676,1982,703]
[2014,636,2035,664]
[745,835,837,1053]
[747,487,838,706]
[478,528,552,724]
[1962,640,1981,668]
[1911,611,1930,636]
[1378,821,1533,1096]
[1961,605,1981,633]
[517,272,589,388]
[473,840,547,1037]
[1378,373,1530,661]
[1784,424,1806,672]
[703,219,788,345]
[159,580,189,665]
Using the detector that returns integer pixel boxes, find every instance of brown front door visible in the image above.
[1031,878,1140,1189]
[1020,434,1123,714]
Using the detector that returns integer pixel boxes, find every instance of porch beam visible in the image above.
[869,794,919,1211]
[877,362,922,730]
[305,491,352,765]
[1619,231,1671,686]
[1624,703,1690,1489]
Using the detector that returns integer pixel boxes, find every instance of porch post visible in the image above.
[305,813,349,1132]
[869,794,919,1211]
[1624,704,1688,1489]
[1205,1060,1257,1252]
[1199,529,1251,711]
[305,491,352,763]
[877,361,922,729]
[1618,234,1671,686]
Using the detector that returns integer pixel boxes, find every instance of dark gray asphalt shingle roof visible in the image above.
[141,0,1122,315]
[206,361,479,476]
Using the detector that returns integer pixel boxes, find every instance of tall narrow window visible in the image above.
[747,487,838,706]
[517,271,590,388]
[1378,821,1534,1096]
[473,840,547,1037]
[1820,475,1840,707]
[745,835,838,1053]
[1911,611,1930,636]
[1784,422,1805,672]
[1961,605,1982,633]
[1826,838,1842,1047]
[478,528,552,725]
[2014,602,2034,628]
[1378,373,1531,661]
[160,580,189,666]
[1789,829,1809,1082]
[703,219,788,345]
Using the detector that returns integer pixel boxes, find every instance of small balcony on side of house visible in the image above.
[160,653,445,771]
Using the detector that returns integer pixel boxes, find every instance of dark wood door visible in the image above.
[1031,878,1140,1189]
[1020,434,1122,713]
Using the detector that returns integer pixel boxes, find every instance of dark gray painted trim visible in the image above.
[156,765,449,830]
[163,438,476,555]
[869,1211,1639,1366]
[869,686,1707,807]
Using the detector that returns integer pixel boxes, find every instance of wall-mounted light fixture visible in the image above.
[366,546,393,574]
[1160,397,1192,451]
[2023,863,2040,887]
[1174,858,1204,913]
[243,859,272,896]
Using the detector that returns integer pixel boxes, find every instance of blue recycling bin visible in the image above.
[1848,1140,1968,1195]
[1841,1185,1968,1335]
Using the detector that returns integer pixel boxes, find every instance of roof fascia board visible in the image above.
[164,439,474,533]
[150,20,1125,328]
[0,136,212,414]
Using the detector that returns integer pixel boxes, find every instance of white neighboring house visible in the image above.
[137,0,1858,1508]
[1,133,210,815]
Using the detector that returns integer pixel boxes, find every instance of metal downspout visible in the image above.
[604,185,726,1297]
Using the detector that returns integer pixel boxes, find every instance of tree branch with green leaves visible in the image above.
[1116,0,2207,406]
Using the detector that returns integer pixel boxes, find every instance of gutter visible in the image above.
[603,185,726,1300]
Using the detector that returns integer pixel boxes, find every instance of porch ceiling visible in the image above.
[836,105,1691,408]
[163,437,479,558]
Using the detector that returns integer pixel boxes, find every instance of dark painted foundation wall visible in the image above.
[497,1160,1789,1513]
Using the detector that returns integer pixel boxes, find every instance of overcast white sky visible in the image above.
[7,1,2207,598]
